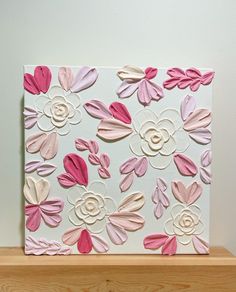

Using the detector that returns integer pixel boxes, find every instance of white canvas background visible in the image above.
[0,0,235,255]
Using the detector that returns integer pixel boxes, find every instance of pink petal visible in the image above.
[40,132,59,160]
[201,150,212,167]
[167,68,185,78]
[84,99,112,119]
[156,178,167,191]
[41,213,62,227]
[40,199,64,214]
[172,181,202,205]
[63,153,88,186]
[180,95,196,121]
[116,81,139,98]
[98,167,111,179]
[77,229,93,254]
[143,234,169,249]
[62,227,83,246]
[109,212,145,231]
[24,73,40,95]
[154,203,164,219]
[75,138,89,151]
[34,66,52,94]
[106,222,128,245]
[186,182,203,204]
[185,68,202,78]
[192,236,209,254]
[159,192,170,207]
[37,163,57,176]
[138,79,163,106]
[118,192,144,212]
[177,77,193,89]
[25,205,41,232]
[190,79,201,91]
[57,173,77,188]
[25,160,42,173]
[23,107,38,117]
[119,172,134,192]
[152,188,162,203]
[25,132,47,153]
[163,77,180,89]
[71,66,98,93]
[189,128,212,144]
[109,102,132,124]
[201,71,215,85]
[87,140,99,154]
[200,167,211,184]
[120,157,138,174]
[91,234,109,253]
[171,181,188,203]
[58,67,73,91]
[24,115,38,129]
[174,153,198,176]
[134,157,148,177]
[162,236,177,255]
[184,109,211,131]
[99,153,110,168]
[145,67,158,79]
[88,153,100,165]
[97,118,133,141]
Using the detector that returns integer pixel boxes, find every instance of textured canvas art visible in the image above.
[23,65,214,255]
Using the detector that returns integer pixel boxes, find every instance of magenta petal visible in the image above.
[145,67,158,79]
[77,229,93,254]
[177,77,193,89]
[186,68,202,78]
[120,157,138,174]
[84,99,112,119]
[143,233,168,249]
[134,157,148,177]
[99,153,110,168]
[24,73,40,95]
[57,173,77,188]
[34,66,52,93]
[71,66,98,93]
[25,205,41,232]
[190,79,201,91]
[192,236,209,254]
[163,77,180,90]
[119,172,134,192]
[116,81,139,98]
[109,102,132,124]
[174,153,198,176]
[201,71,215,85]
[180,95,196,121]
[167,68,185,78]
[75,138,89,151]
[162,236,177,255]
[40,199,64,214]
[87,140,99,154]
[98,167,111,179]
[88,153,100,165]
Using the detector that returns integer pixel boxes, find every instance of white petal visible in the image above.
[149,153,172,169]
[160,136,176,155]
[129,134,144,156]
[160,129,170,142]
[51,117,68,128]
[44,101,53,117]
[173,225,185,236]
[69,110,82,125]
[35,95,50,112]
[174,130,190,152]
[86,217,106,233]
[88,180,107,196]
[160,109,182,130]
[37,114,55,132]
[68,185,87,205]
[48,85,65,99]
[178,234,192,245]
[156,119,175,135]
[68,207,84,226]
[194,220,204,235]
[164,219,175,235]
[188,205,201,218]
[147,139,164,152]
[133,109,158,132]
[56,122,71,136]
[171,204,185,218]
[141,140,159,156]
[66,92,80,108]
[139,121,157,138]
[104,197,116,214]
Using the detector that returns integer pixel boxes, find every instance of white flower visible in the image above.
[67,181,116,233]
[35,85,81,136]
[129,109,189,169]
[165,204,204,245]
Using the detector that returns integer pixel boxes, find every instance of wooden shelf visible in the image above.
[0,247,236,291]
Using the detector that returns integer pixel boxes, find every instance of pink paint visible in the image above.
[161,236,177,255]
[106,222,128,245]
[58,67,73,91]
[57,173,77,187]
[189,128,212,144]
[75,138,89,151]
[84,99,112,119]
[77,229,93,254]
[91,234,109,253]
[116,81,139,98]
[184,109,211,131]
[87,140,99,154]
[88,153,100,165]
[199,167,211,184]
[138,79,164,106]
[25,160,42,173]
[62,227,83,246]
[40,132,59,160]
[143,233,168,249]
[99,153,110,168]
[171,181,202,205]
[180,95,196,121]
[134,157,148,177]
[119,172,134,192]
[120,157,138,174]
[34,66,52,94]
[201,150,212,167]
[25,205,41,232]
[145,67,158,80]
[109,102,132,124]
[109,212,145,231]
[192,236,209,254]
[174,153,198,176]
[71,66,98,93]
[98,167,111,179]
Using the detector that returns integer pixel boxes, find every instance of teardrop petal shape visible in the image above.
[40,132,59,160]
[120,157,138,174]
[106,222,128,245]
[58,67,74,91]
[71,66,98,93]
[91,234,109,253]
[184,109,211,131]
[119,172,134,192]
[180,95,196,121]
[134,157,148,177]
[118,192,145,212]
[161,236,177,255]
[192,236,209,254]
[109,102,132,124]
[84,100,112,119]
[34,66,52,93]
[26,132,47,154]
[174,153,198,176]
[77,229,92,254]
[117,65,145,82]
[143,233,168,249]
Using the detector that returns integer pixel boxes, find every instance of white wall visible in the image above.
[0,0,236,255]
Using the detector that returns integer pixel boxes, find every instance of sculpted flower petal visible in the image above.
[66,92,80,108]
[149,153,172,169]
[50,117,68,128]
[159,109,182,130]
[156,119,175,135]
[164,218,175,235]
[109,212,145,231]
[77,229,92,254]
[24,177,50,204]
[48,85,65,99]
[129,134,144,156]
[139,121,157,138]
[88,180,107,196]
[35,95,50,112]
[117,65,145,82]
[201,150,212,167]
[109,102,132,124]
[116,81,139,98]
[174,153,198,176]
[180,95,196,121]
[192,236,209,254]
[58,67,74,91]
[143,234,168,250]
[177,234,192,245]
[134,157,148,177]
[57,173,77,188]
[120,157,138,174]
[67,185,87,205]
[173,130,190,152]
[91,234,109,253]
[40,132,59,160]
[56,123,71,136]
[189,128,212,144]
[161,236,177,255]
[84,100,112,119]
[132,109,158,133]
[86,217,106,233]
[159,136,176,156]
[71,66,98,93]
[119,172,134,192]
[200,167,212,184]
[106,222,128,245]
[141,140,160,156]
[69,110,82,125]
[37,115,55,132]
[68,207,84,226]
[34,66,52,94]
[104,197,116,214]
[118,192,145,212]
[184,109,211,131]
[62,227,82,246]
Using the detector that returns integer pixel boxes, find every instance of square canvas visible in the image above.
[23,65,214,255]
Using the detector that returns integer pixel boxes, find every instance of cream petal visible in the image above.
[188,205,201,218]
[44,101,53,117]
[174,129,190,152]
[194,220,204,235]
[148,139,164,151]
[67,103,75,118]
[160,129,170,142]
[68,110,82,125]
[173,225,185,236]
[75,204,88,220]
[88,180,107,196]
[67,185,87,205]
[164,219,175,235]
[24,177,49,204]
[149,153,172,169]
[170,204,185,218]
[177,234,192,245]
[129,134,144,156]
[139,122,157,138]
[159,109,183,130]
[51,117,68,128]
[104,197,116,214]
[35,95,50,112]
[160,136,176,155]
[156,119,175,135]
[48,85,65,99]
[66,92,80,108]
[68,207,84,226]
[86,217,106,234]
[56,122,71,136]
[51,96,67,104]
[37,114,55,132]
[141,140,159,156]
[133,109,159,133]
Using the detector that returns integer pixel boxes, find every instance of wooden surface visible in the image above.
[0,247,236,291]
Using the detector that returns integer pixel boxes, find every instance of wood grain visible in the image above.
[0,247,236,291]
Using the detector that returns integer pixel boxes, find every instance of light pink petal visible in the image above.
[163,77,180,89]
[37,163,57,176]
[200,167,211,184]
[184,109,211,131]
[24,73,40,95]
[119,172,134,192]
[118,192,144,212]
[171,181,188,203]
[138,79,163,106]
[109,212,145,231]
[159,192,170,207]
[145,67,158,79]
[98,167,111,179]
[91,234,109,253]
[25,160,42,173]
[154,203,164,219]
[143,234,169,249]
[87,140,99,154]
[24,115,38,129]
[152,188,162,204]
[189,128,212,144]
[120,157,138,174]
[106,222,128,245]
[134,157,148,177]
[180,95,196,121]
[40,132,59,160]
[186,68,202,78]
[75,138,89,151]
[162,236,177,255]
[57,173,77,188]
[201,150,212,167]
[190,79,202,91]
[97,118,133,141]
[167,68,185,78]
[88,153,100,165]
[156,178,167,191]
[41,212,62,227]
[25,205,41,232]
[71,66,98,93]
[40,199,64,214]
[25,132,47,154]
[62,227,83,246]
[63,153,88,186]
[34,66,52,94]
[116,81,139,98]
[83,99,112,119]
[58,67,73,91]
[23,107,38,117]
[109,102,132,124]
[174,153,198,176]
[192,236,209,254]
[201,71,215,85]
[77,229,93,254]
[99,153,110,168]
[186,182,203,204]
[177,77,193,89]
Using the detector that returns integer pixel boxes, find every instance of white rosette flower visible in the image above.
[129,109,189,169]
[67,181,116,233]
[35,85,81,135]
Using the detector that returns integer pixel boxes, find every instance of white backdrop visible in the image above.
[0,0,235,255]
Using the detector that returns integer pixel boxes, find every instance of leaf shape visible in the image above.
[143,234,168,249]
[109,102,132,124]
[58,67,73,91]
[109,212,145,231]
[84,99,112,119]
[201,150,212,167]
[167,68,185,78]
[25,205,41,231]
[177,77,193,89]
[159,192,170,207]
[163,77,180,89]
[106,222,128,245]
[116,81,139,98]
[174,153,198,176]
[37,163,57,176]
[192,236,209,254]
[71,66,98,93]
[99,153,110,168]
[88,153,100,165]
[88,140,99,154]
[75,138,89,151]
[24,115,38,129]
[201,71,215,85]
[171,181,202,205]
[120,157,138,174]
[154,203,164,219]
[190,79,201,91]
[25,160,42,173]
[63,153,88,186]
[98,167,111,179]
[40,132,59,160]
[62,227,83,246]
[23,107,38,117]
[156,178,167,191]
[200,167,211,184]
[186,68,202,78]
[118,192,145,212]
[57,173,77,188]
[24,177,49,204]
[162,236,177,255]
[189,128,212,144]
[34,66,52,93]
[77,229,92,254]
[138,79,163,106]
[24,73,40,95]
[119,172,134,192]
[97,118,133,141]
[117,65,145,82]
[25,132,47,153]
[134,157,148,177]
[184,109,211,131]
[40,200,64,215]
[145,67,158,80]
[180,95,196,121]
[91,234,109,253]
